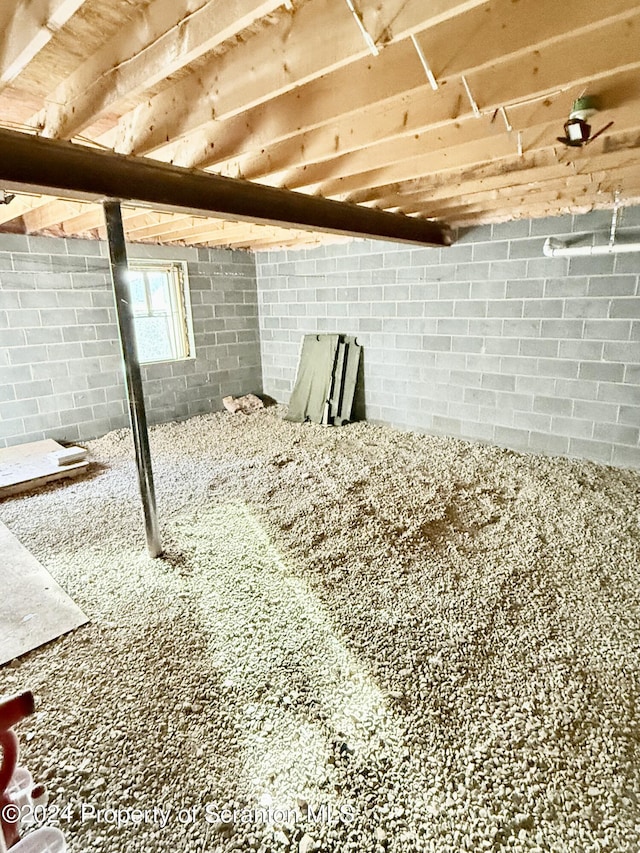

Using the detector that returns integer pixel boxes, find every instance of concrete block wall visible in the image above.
[256,207,640,469]
[0,234,260,447]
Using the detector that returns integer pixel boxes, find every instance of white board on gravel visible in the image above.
[0,439,89,497]
[0,522,88,666]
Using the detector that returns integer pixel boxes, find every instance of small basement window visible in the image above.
[127,260,195,364]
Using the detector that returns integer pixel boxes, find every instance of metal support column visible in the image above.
[103,201,162,558]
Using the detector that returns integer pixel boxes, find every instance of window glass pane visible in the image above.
[127,261,192,364]
[148,272,171,313]
[128,272,148,315]
[133,316,175,362]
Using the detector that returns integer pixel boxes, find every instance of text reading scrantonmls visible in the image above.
[2,802,356,830]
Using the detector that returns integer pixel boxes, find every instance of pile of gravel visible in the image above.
[1,407,639,853]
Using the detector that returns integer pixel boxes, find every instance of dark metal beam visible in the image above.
[0,128,451,246]
[103,201,162,559]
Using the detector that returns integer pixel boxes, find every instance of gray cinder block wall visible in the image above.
[256,207,640,470]
[0,234,261,448]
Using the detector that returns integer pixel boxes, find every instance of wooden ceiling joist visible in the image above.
[159,0,639,174]
[166,222,280,244]
[0,192,47,226]
[296,29,640,200]
[106,0,493,158]
[443,184,640,224]
[319,122,640,205]
[211,0,639,182]
[407,176,640,223]
[0,193,322,252]
[346,130,640,211]
[113,215,220,242]
[452,192,640,228]
[184,223,333,249]
[0,0,638,247]
[248,89,638,196]
[397,160,640,216]
[60,204,121,235]
[0,0,88,87]
[21,198,91,232]
[35,0,285,140]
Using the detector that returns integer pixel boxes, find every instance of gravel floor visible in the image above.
[1,407,640,853]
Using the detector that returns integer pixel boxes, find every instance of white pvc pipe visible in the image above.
[543,237,640,257]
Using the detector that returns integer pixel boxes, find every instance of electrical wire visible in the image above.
[410,35,438,91]
[344,0,379,56]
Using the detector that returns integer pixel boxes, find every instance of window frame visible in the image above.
[127,259,195,365]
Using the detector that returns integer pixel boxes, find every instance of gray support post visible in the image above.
[103,200,162,558]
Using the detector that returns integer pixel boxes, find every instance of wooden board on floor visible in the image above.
[0,521,88,666]
[0,439,89,498]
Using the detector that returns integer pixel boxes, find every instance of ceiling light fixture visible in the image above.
[557,96,614,148]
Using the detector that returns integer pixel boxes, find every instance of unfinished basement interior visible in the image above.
[0,1,639,852]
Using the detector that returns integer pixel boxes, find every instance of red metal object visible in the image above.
[0,693,35,849]
[0,695,34,734]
